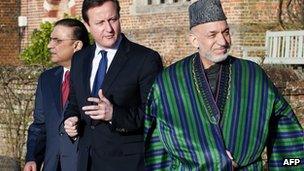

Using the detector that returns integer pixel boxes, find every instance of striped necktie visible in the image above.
[61,71,70,108]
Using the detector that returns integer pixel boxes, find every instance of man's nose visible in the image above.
[47,41,53,49]
[104,21,114,32]
[217,33,228,46]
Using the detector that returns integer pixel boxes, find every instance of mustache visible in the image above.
[214,45,230,50]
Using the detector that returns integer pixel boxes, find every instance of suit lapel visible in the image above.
[51,67,63,115]
[102,35,130,93]
[83,45,96,97]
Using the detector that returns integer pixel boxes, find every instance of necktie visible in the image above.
[61,71,70,108]
[92,50,108,97]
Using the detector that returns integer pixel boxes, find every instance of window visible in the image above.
[130,0,193,14]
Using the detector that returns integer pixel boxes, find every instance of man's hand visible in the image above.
[226,150,238,168]
[24,161,36,171]
[82,89,113,121]
[64,116,79,137]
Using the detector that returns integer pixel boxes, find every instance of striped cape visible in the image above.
[144,53,304,170]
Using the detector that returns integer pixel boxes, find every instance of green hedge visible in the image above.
[20,22,53,67]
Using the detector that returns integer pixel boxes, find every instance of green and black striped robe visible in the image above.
[144,53,304,170]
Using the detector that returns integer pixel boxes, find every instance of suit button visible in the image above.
[59,132,63,136]
[91,125,95,129]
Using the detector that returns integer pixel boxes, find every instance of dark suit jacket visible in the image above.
[64,34,163,171]
[26,66,77,171]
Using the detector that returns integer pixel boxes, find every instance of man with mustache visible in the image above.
[24,18,90,171]
[144,0,304,170]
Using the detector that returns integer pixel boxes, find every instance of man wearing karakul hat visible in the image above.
[144,0,304,170]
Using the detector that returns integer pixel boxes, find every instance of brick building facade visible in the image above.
[1,0,286,66]
[0,1,21,65]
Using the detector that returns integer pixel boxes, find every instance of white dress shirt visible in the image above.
[89,36,122,91]
[62,67,70,82]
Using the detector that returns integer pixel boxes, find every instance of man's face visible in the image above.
[189,20,231,67]
[48,25,77,68]
[85,1,121,48]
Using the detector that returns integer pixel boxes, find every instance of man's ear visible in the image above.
[73,41,83,52]
[189,31,199,49]
[84,22,91,33]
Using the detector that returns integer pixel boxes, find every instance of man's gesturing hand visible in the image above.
[82,89,113,121]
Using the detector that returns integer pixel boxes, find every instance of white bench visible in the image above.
[242,30,304,65]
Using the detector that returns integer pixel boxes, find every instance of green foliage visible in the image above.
[20,22,53,66]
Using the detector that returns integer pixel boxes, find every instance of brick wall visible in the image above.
[124,0,285,64]
[11,0,288,66]
[0,1,21,66]
[1,0,301,65]
[19,0,44,56]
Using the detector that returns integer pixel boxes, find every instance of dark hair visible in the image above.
[54,18,90,47]
[82,0,120,23]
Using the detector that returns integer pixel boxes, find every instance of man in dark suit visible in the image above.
[24,19,90,171]
[63,0,163,170]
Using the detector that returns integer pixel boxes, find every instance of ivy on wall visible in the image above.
[20,22,53,66]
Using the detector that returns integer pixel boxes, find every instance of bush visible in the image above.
[20,22,53,67]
